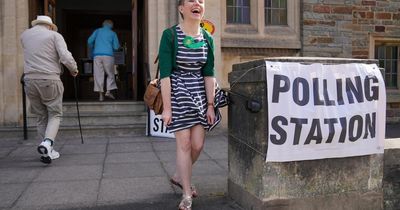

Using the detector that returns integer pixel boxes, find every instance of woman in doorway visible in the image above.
[158,0,216,209]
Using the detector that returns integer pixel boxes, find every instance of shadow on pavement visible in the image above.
[62,196,242,210]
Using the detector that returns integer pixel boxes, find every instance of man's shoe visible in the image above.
[49,149,60,160]
[105,91,115,100]
[37,139,59,164]
[99,93,104,101]
[38,139,52,164]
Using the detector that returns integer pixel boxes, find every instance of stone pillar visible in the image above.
[147,0,177,80]
[383,140,400,210]
[228,58,384,210]
[0,0,29,126]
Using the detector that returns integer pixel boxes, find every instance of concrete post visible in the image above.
[228,58,384,210]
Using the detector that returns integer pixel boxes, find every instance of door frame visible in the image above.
[132,0,138,100]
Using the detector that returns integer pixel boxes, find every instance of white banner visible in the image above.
[147,110,175,138]
[266,61,386,162]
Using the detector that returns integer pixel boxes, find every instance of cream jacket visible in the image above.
[21,25,77,80]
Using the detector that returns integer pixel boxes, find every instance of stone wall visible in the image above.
[302,0,400,58]
[383,140,400,210]
[302,0,400,123]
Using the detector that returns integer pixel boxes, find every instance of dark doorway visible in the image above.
[61,11,133,101]
[54,0,145,101]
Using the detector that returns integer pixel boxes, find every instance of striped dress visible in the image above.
[168,26,210,132]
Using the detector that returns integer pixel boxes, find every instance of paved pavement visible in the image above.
[1,124,399,210]
[0,129,242,210]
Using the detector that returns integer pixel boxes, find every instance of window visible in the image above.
[375,45,399,88]
[227,0,250,24]
[265,0,287,26]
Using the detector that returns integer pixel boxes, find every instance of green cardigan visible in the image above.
[158,25,215,79]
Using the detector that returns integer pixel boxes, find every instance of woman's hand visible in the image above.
[162,109,172,126]
[206,106,215,125]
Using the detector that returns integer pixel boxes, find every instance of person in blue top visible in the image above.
[88,19,120,101]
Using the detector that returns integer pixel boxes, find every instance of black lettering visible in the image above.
[324,118,338,143]
[338,117,347,143]
[293,78,309,106]
[313,78,324,105]
[160,119,165,133]
[363,112,376,139]
[153,118,160,132]
[290,118,308,145]
[272,75,290,103]
[346,76,364,104]
[323,79,335,106]
[364,76,379,101]
[304,119,322,144]
[336,79,344,105]
[349,115,363,142]
[270,116,288,145]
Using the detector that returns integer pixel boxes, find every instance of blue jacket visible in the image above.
[87,25,120,58]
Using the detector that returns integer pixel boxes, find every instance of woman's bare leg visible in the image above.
[175,129,192,196]
[190,125,206,163]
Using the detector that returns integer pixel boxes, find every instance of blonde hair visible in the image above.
[178,0,185,19]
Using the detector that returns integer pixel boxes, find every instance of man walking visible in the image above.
[21,15,78,164]
[88,19,120,101]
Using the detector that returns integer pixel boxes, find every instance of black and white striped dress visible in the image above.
[168,26,210,132]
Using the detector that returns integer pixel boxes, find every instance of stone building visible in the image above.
[0,0,399,128]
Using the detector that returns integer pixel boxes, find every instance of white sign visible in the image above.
[147,110,175,138]
[266,61,386,162]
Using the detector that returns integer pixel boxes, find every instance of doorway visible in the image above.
[29,0,147,101]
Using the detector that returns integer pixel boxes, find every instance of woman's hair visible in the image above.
[178,0,185,19]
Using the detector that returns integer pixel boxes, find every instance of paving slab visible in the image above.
[14,180,99,208]
[0,168,42,184]
[60,144,106,155]
[54,153,105,166]
[105,151,158,164]
[103,162,166,178]
[97,177,173,205]
[34,165,102,182]
[0,183,28,208]
[107,142,153,153]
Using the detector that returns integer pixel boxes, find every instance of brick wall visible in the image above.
[302,0,400,58]
[302,0,400,124]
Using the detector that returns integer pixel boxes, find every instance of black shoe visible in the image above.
[40,156,52,164]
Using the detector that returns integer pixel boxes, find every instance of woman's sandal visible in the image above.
[170,178,198,197]
[178,195,192,210]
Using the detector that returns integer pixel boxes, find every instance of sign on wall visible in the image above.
[266,61,386,162]
[200,19,215,35]
[147,110,175,138]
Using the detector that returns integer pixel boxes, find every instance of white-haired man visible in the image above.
[20,15,78,164]
[88,19,120,101]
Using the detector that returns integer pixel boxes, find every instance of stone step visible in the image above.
[0,124,147,139]
[27,112,148,127]
[3,101,149,139]
[61,101,146,113]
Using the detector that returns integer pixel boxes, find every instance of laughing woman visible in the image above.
[158,0,216,209]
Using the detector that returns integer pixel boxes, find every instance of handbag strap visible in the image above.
[154,27,175,79]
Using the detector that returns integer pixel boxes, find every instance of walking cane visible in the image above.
[73,76,84,144]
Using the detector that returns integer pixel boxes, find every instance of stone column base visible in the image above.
[228,179,383,210]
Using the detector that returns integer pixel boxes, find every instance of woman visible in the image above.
[158,0,216,209]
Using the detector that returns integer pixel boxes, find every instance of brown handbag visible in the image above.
[144,27,175,115]
[144,56,163,115]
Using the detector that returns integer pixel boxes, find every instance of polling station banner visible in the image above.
[266,61,386,162]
